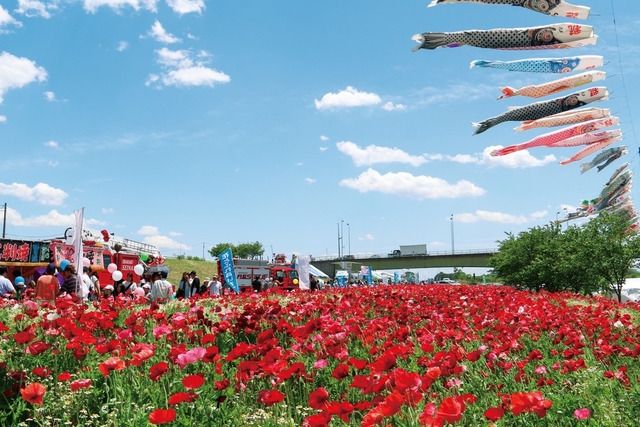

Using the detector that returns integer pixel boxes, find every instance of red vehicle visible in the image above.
[217,253,299,292]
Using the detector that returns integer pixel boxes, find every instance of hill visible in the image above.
[162,257,219,283]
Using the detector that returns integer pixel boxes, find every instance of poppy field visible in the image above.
[1,285,639,426]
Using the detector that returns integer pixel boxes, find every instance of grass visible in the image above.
[162,257,219,283]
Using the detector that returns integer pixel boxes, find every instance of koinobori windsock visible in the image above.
[559,135,622,165]
[427,0,591,20]
[514,107,611,132]
[580,146,627,174]
[473,86,608,135]
[412,23,597,51]
[470,55,603,73]
[498,71,606,99]
[491,117,619,156]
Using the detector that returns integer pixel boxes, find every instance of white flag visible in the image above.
[73,208,84,294]
[296,255,311,290]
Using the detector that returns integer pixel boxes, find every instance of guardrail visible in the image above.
[312,248,499,262]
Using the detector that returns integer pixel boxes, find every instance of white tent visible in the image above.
[309,264,330,279]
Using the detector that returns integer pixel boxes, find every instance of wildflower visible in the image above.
[20,383,46,405]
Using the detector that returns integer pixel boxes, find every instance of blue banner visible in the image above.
[393,272,399,284]
[219,248,239,294]
[366,266,373,286]
[336,276,346,288]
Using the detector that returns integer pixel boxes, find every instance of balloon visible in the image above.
[112,270,123,281]
[134,264,144,276]
[82,257,91,268]
[60,260,71,271]
[15,276,25,285]
[107,263,117,273]
[140,253,149,262]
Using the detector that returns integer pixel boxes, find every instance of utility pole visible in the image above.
[337,223,341,258]
[202,242,205,260]
[2,202,6,239]
[341,220,344,258]
[450,214,455,255]
[347,223,351,256]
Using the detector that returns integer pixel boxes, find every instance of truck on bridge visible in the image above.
[390,244,427,257]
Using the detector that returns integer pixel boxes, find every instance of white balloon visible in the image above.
[107,263,118,273]
[134,264,144,276]
[112,270,123,281]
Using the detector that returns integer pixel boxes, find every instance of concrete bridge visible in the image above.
[311,249,499,278]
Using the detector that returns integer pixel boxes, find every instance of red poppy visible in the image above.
[257,389,285,406]
[148,408,176,425]
[182,374,205,389]
[149,362,170,381]
[394,369,422,393]
[484,407,505,421]
[168,391,199,405]
[57,372,72,381]
[308,387,330,410]
[436,396,465,424]
[13,331,36,345]
[26,341,51,356]
[31,367,52,378]
[70,379,92,392]
[574,408,591,420]
[98,356,126,377]
[331,364,350,380]
[20,382,46,405]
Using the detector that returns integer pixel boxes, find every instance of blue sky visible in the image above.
[1,0,639,273]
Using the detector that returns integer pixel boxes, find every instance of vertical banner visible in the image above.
[337,276,346,288]
[381,273,388,285]
[393,272,399,284]
[417,272,420,284]
[73,208,84,294]
[219,248,239,294]
[366,266,373,286]
[296,254,311,290]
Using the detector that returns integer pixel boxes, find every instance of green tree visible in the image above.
[235,241,265,259]
[208,243,236,258]
[580,211,640,302]
[489,223,565,292]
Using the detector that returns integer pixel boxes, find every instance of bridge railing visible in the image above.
[311,248,499,262]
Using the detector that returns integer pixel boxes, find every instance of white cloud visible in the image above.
[427,146,557,169]
[337,141,428,167]
[166,0,205,15]
[148,20,181,44]
[47,161,58,167]
[0,6,22,32]
[414,83,495,106]
[116,41,128,51]
[530,211,548,219]
[15,0,54,19]
[305,178,316,184]
[0,115,6,123]
[137,225,159,236]
[455,210,531,224]
[148,48,230,88]
[320,135,329,141]
[83,0,158,13]
[0,182,67,205]
[314,86,381,110]
[6,208,73,227]
[363,234,374,241]
[382,101,406,111]
[339,168,485,200]
[143,235,190,251]
[44,140,58,148]
[319,147,328,152]
[7,208,99,228]
[0,52,47,104]
[102,207,114,214]
[169,231,182,236]
[43,91,55,101]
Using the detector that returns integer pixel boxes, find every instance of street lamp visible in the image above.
[556,211,560,222]
[450,214,455,255]
[341,220,344,258]
[337,223,341,258]
[347,223,351,256]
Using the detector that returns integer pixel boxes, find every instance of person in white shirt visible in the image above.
[208,275,222,297]
[150,271,174,303]
[82,267,93,301]
[0,266,16,299]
